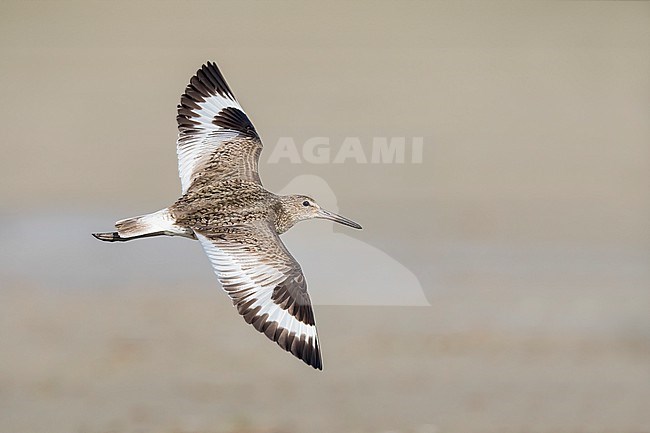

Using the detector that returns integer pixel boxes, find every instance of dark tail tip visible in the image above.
[92,232,124,242]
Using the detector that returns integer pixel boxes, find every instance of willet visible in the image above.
[93,61,361,370]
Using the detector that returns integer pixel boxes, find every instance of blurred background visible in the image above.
[1,1,648,432]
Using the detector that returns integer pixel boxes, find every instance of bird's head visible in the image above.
[277,194,362,233]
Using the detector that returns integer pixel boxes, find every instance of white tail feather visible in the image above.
[115,209,187,238]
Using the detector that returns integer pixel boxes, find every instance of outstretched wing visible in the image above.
[195,221,322,370]
[176,61,263,193]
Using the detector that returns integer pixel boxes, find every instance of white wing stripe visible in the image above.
[197,233,318,344]
[176,62,250,193]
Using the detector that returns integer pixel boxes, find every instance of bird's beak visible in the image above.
[317,209,362,229]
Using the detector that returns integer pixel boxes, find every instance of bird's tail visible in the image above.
[92,208,190,242]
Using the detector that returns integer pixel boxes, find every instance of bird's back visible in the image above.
[171,178,278,229]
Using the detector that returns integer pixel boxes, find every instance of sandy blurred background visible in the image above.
[1,1,649,432]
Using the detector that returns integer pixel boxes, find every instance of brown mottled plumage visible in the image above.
[92,61,361,370]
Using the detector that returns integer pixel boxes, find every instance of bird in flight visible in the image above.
[93,61,362,370]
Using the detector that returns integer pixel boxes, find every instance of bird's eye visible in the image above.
[302,200,310,207]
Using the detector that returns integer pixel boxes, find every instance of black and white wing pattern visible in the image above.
[195,221,322,370]
[176,61,263,193]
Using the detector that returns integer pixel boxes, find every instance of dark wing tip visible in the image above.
[178,61,236,110]
[200,60,236,100]
[243,304,323,370]
[177,61,259,139]
[265,321,323,370]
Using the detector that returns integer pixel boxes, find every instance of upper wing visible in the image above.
[195,221,322,370]
[176,61,263,193]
